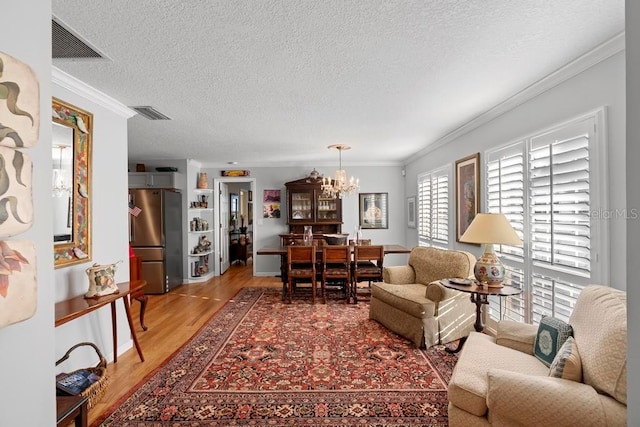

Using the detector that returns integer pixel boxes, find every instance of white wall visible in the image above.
[626,3,640,423]
[52,79,133,369]
[404,50,627,290]
[0,2,55,426]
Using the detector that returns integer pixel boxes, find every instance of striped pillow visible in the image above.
[549,336,582,382]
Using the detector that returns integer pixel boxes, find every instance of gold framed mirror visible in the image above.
[52,98,92,268]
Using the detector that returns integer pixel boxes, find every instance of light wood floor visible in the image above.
[88,262,280,425]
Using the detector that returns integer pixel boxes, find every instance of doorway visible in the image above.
[213,177,256,276]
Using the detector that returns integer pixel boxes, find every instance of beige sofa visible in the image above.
[369,246,476,348]
[448,284,627,426]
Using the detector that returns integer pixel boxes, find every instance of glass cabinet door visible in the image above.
[290,191,313,221]
[316,195,339,221]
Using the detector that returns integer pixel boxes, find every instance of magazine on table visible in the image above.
[56,369,100,396]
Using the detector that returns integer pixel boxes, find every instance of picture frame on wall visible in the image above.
[455,153,480,242]
[407,196,416,228]
[359,192,388,229]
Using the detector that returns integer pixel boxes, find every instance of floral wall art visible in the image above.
[0,51,38,329]
[0,240,36,328]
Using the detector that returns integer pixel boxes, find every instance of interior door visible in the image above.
[219,182,230,274]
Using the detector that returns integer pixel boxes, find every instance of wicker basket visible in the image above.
[56,342,110,408]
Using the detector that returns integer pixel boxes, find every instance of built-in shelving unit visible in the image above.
[186,188,214,283]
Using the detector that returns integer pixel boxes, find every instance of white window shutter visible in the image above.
[484,112,605,326]
[418,166,449,247]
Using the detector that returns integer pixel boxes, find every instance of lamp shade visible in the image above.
[459,213,522,246]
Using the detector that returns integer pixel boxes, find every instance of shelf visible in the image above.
[188,208,213,212]
[193,188,213,192]
[189,250,213,257]
[186,271,214,283]
[189,230,213,234]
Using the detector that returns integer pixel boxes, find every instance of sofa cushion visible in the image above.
[549,336,582,382]
[533,316,573,367]
[448,332,549,417]
[408,247,475,285]
[370,282,436,319]
[569,285,627,404]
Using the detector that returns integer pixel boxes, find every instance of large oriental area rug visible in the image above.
[95,288,458,426]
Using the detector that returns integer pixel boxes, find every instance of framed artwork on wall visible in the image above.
[263,189,281,218]
[455,153,480,242]
[407,196,416,228]
[359,192,388,229]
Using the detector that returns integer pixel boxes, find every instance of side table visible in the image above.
[56,395,88,427]
[440,279,521,353]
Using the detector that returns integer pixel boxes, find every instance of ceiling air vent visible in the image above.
[130,106,172,120]
[52,18,104,59]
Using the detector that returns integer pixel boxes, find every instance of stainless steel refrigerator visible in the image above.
[129,189,183,294]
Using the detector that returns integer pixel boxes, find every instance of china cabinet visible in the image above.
[281,176,342,245]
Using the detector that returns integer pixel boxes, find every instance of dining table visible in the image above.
[257,244,411,300]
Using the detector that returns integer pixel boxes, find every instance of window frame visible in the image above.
[483,108,609,328]
[417,165,451,248]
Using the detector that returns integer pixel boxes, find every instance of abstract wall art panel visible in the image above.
[0,51,40,148]
[0,146,32,237]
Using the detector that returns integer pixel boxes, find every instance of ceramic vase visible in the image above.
[197,172,208,189]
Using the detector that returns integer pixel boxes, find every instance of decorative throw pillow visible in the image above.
[534,316,573,367]
[549,336,582,382]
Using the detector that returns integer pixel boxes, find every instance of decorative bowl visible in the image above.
[323,234,349,245]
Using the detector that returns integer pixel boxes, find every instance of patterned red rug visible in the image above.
[94,288,458,426]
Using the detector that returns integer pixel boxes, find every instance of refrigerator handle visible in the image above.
[129,192,135,242]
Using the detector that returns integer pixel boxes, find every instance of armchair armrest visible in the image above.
[382,265,415,284]
[495,320,538,355]
[487,369,606,427]
[425,280,463,303]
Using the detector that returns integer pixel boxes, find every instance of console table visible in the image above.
[230,231,253,265]
[56,395,88,427]
[55,280,146,363]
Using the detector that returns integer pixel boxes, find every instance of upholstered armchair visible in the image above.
[369,246,476,348]
[448,285,627,426]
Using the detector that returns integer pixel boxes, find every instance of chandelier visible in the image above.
[321,144,359,199]
[52,145,72,198]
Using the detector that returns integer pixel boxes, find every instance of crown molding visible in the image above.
[406,31,625,164]
[52,66,136,118]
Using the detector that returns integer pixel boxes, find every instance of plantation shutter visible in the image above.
[418,166,449,247]
[484,114,601,326]
[486,142,526,322]
[529,120,591,275]
[487,141,525,260]
[528,118,594,321]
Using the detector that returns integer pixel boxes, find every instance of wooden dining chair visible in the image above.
[352,245,384,303]
[287,245,317,304]
[321,245,351,304]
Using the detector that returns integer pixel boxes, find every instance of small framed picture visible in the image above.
[359,193,388,229]
[455,153,480,242]
[407,196,416,228]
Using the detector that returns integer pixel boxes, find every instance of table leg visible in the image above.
[110,302,118,363]
[470,293,489,332]
[135,294,149,331]
[123,295,145,362]
[280,254,287,301]
[446,292,489,354]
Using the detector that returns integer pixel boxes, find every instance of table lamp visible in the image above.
[459,213,522,287]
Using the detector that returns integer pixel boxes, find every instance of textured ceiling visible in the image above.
[51,0,624,167]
